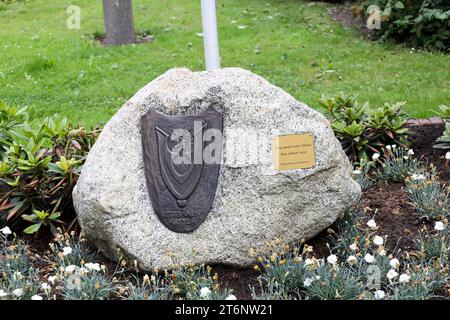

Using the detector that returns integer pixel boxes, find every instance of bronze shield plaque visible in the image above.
[141,106,223,233]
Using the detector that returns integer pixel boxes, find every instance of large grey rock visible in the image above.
[73,68,361,270]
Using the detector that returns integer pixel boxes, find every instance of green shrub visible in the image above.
[0,102,100,233]
[365,0,450,51]
[318,94,409,162]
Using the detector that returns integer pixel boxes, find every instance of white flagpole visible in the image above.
[201,0,220,70]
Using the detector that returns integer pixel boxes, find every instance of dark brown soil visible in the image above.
[361,182,421,252]
[211,265,258,300]
[407,123,450,181]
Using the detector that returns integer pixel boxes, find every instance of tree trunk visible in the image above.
[102,0,136,46]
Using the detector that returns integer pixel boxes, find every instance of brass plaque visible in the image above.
[273,133,316,170]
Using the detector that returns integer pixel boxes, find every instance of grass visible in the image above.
[0,0,449,128]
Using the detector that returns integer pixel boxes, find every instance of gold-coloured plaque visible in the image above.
[273,133,316,170]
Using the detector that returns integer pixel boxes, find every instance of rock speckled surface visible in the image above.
[73,68,361,270]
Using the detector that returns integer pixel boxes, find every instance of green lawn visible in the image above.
[0,0,449,127]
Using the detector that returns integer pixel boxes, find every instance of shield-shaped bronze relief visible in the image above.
[141,106,223,233]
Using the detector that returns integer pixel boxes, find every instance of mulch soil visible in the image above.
[17,123,449,300]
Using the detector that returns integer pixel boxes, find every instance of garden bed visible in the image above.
[2,122,446,300]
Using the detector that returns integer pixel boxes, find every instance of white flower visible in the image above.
[374,290,385,300]
[352,169,362,175]
[304,258,313,267]
[199,287,211,298]
[41,283,50,291]
[373,235,384,246]
[446,152,450,160]
[392,144,397,149]
[346,255,357,265]
[349,243,358,251]
[411,173,426,180]
[434,221,444,231]
[85,262,101,272]
[62,246,73,256]
[379,249,386,256]
[65,265,78,274]
[364,253,375,263]
[399,273,410,283]
[12,288,23,297]
[225,294,237,300]
[326,254,338,265]
[0,226,12,235]
[48,276,56,284]
[303,278,313,287]
[389,258,400,269]
[31,295,43,300]
[386,145,391,150]
[387,269,398,280]
[367,219,377,229]
[0,290,7,297]
[372,153,380,161]
[408,149,414,156]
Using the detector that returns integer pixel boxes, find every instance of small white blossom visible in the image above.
[399,273,410,283]
[12,288,23,297]
[303,278,313,287]
[446,152,450,160]
[374,290,385,300]
[346,255,357,265]
[85,262,101,272]
[387,269,398,280]
[411,173,426,180]
[379,249,386,256]
[304,258,313,267]
[41,283,50,291]
[367,219,377,229]
[65,265,78,274]
[62,246,73,256]
[225,294,237,300]
[326,254,338,265]
[364,253,375,263]
[31,295,43,300]
[199,287,211,298]
[392,144,397,149]
[373,235,384,246]
[48,276,56,284]
[1,226,12,235]
[434,221,444,231]
[389,258,400,269]
[0,290,7,297]
[353,169,362,175]
[372,153,380,161]
[349,243,358,251]
[408,149,414,156]
[386,145,391,150]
